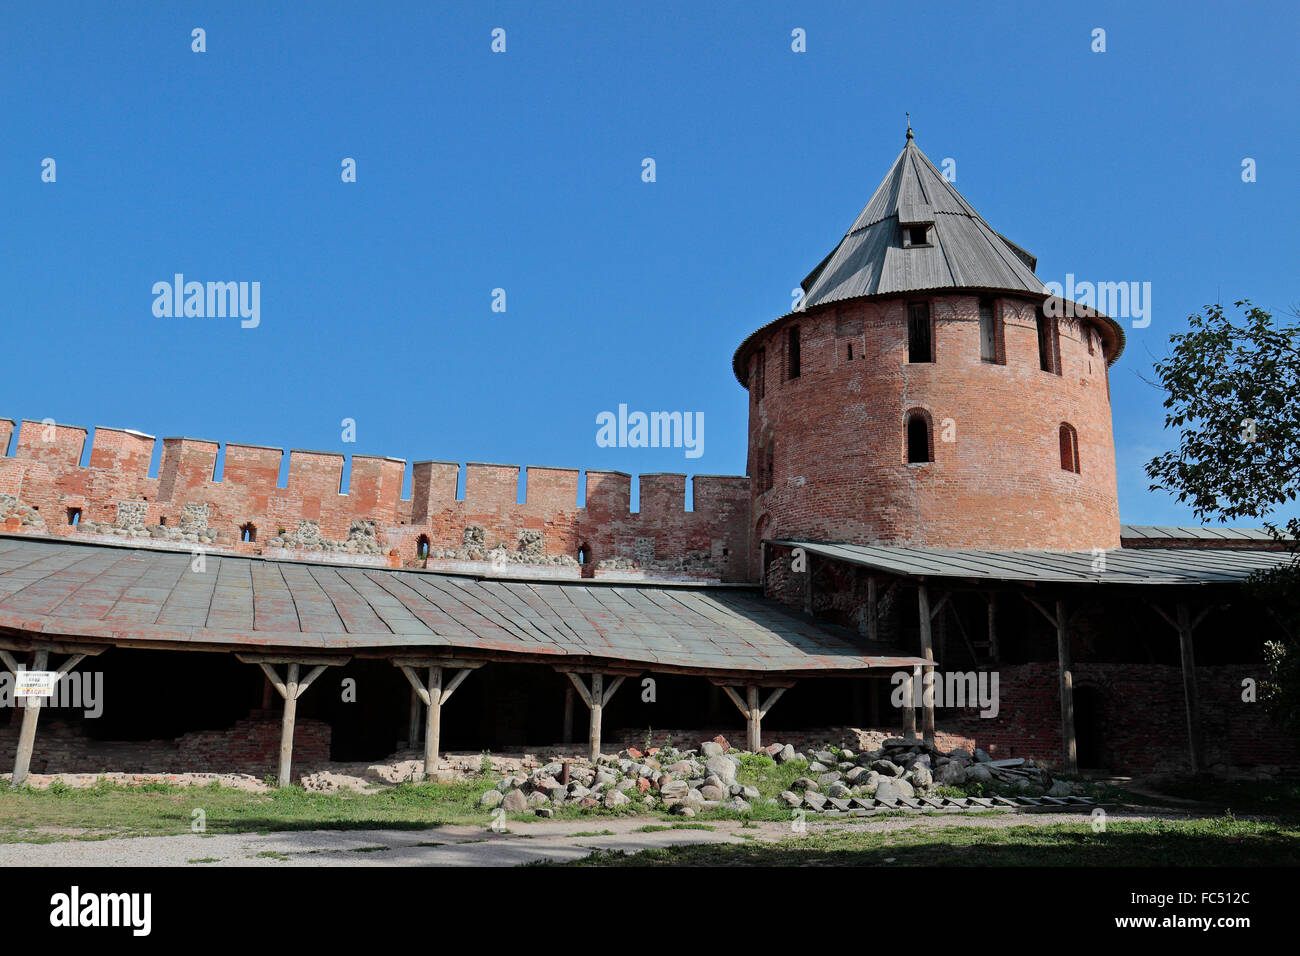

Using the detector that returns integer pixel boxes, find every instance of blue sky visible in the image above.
[2,1,1296,522]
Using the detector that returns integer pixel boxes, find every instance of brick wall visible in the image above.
[0,714,330,776]
[742,293,1121,572]
[0,417,753,582]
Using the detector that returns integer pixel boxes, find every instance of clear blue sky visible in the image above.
[2,1,1296,523]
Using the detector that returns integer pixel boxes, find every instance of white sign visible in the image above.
[15,670,59,698]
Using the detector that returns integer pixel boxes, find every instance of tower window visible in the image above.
[578,544,591,565]
[908,225,929,245]
[846,343,853,361]
[905,410,933,464]
[1037,310,1061,374]
[787,326,801,379]
[979,299,1004,364]
[754,347,766,398]
[66,508,81,526]
[759,440,776,492]
[416,534,430,559]
[1059,423,1080,473]
[907,303,933,363]
[240,523,257,543]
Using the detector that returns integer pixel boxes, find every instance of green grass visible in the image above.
[635,822,716,833]
[186,857,219,864]
[566,829,616,837]
[0,777,501,844]
[549,817,1300,866]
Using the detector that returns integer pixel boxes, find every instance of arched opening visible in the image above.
[416,534,430,559]
[1059,423,1080,473]
[905,410,933,464]
[66,508,81,526]
[239,523,257,543]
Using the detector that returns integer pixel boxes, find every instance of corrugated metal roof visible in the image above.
[731,136,1127,385]
[800,139,1046,304]
[769,539,1295,585]
[0,537,923,674]
[1120,525,1279,542]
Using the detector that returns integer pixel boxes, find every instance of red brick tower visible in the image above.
[733,131,1125,566]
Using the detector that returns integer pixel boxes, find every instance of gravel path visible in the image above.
[0,807,1179,867]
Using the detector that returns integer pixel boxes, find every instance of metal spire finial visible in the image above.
[905,112,913,141]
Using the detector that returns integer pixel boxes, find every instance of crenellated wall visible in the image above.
[0,417,754,582]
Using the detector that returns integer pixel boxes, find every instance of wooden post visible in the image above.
[987,593,999,663]
[240,655,341,788]
[917,584,936,747]
[590,672,603,761]
[279,662,299,788]
[902,667,917,740]
[562,682,574,744]
[718,682,788,752]
[866,575,879,641]
[424,666,443,775]
[12,649,49,786]
[1176,602,1204,773]
[1055,598,1077,775]
[407,686,421,748]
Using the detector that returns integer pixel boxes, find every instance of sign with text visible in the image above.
[15,671,59,698]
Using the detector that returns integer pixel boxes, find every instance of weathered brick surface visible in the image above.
[0,418,752,582]
[742,294,1120,570]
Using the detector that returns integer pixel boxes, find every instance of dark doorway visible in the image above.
[1073,686,1105,770]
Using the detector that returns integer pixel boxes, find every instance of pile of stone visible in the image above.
[598,551,715,574]
[777,737,1073,812]
[478,739,759,819]
[0,494,45,529]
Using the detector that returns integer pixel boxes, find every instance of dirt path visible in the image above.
[0,807,1183,867]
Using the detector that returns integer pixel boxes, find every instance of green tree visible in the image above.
[1146,300,1300,729]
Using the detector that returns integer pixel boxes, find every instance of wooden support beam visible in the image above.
[1054,598,1078,775]
[718,683,790,751]
[865,575,879,641]
[398,663,478,778]
[0,637,108,657]
[408,686,421,748]
[561,671,626,761]
[917,584,937,748]
[1176,602,1205,774]
[235,653,350,667]
[903,666,918,740]
[12,649,49,787]
[249,659,340,787]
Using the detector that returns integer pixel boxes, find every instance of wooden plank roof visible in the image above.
[0,536,924,674]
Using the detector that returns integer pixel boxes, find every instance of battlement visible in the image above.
[0,416,754,582]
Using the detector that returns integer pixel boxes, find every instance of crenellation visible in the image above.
[0,414,752,582]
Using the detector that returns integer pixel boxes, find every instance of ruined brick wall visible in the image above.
[0,715,330,776]
[942,662,1299,773]
[0,418,753,582]
[741,293,1120,569]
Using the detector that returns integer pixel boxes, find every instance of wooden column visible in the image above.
[716,681,790,751]
[10,649,47,787]
[564,671,626,761]
[902,667,917,740]
[239,654,346,787]
[1150,600,1210,774]
[1,644,102,787]
[1025,597,1077,774]
[399,661,480,779]
[917,584,948,748]
[1055,598,1077,774]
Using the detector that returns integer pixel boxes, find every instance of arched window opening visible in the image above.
[159,516,167,527]
[1059,423,1080,473]
[578,544,590,565]
[66,508,81,526]
[905,411,933,464]
[1037,310,1061,374]
[240,523,257,543]
[416,534,430,559]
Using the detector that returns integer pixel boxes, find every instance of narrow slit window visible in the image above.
[240,523,257,543]
[907,303,933,363]
[1037,311,1061,374]
[979,299,1001,363]
[787,326,801,379]
[905,411,933,464]
[1059,424,1080,473]
[755,347,766,398]
[416,534,430,559]
[67,507,81,526]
